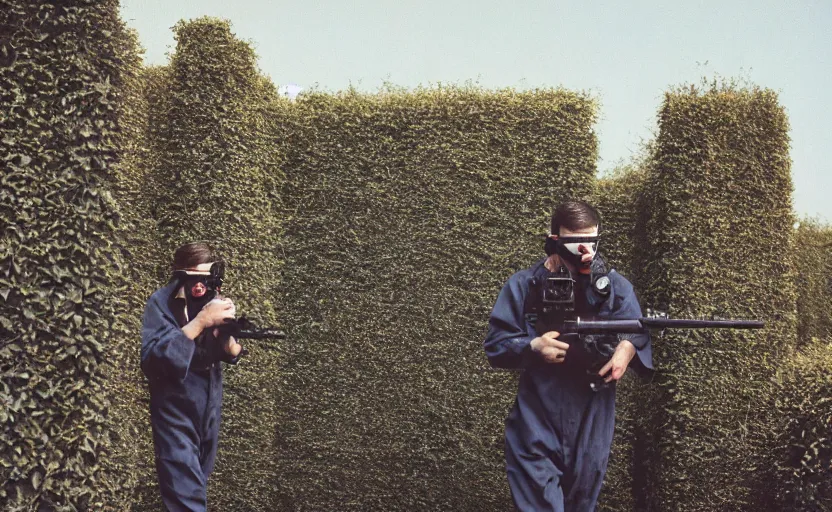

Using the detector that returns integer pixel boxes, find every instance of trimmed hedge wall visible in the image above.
[638,83,797,511]
[0,1,133,509]
[141,18,286,511]
[274,87,598,510]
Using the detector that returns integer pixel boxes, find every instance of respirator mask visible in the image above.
[172,261,225,322]
[544,234,600,271]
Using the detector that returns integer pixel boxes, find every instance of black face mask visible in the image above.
[183,276,218,322]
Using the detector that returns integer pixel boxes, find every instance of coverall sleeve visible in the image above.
[610,275,654,374]
[141,294,196,382]
[484,275,537,369]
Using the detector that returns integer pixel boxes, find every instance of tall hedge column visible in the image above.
[0,1,134,509]
[276,88,598,510]
[639,83,797,511]
[148,18,285,510]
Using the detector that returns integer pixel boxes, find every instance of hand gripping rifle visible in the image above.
[527,265,765,391]
[216,316,286,357]
[565,314,764,391]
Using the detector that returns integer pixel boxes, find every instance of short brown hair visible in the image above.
[171,242,220,271]
[550,200,601,234]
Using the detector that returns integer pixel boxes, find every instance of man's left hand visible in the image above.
[598,339,636,383]
[213,328,243,357]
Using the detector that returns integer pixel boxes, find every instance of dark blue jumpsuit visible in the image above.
[484,259,653,512]
[141,280,238,512]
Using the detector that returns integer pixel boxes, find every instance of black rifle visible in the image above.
[527,264,765,390]
[216,316,285,357]
[545,313,765,391]
[558,315,764,335]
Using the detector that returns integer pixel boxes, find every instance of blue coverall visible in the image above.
[141,280,238,512]
[484,259,653,512]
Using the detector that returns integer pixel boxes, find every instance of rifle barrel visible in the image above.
[237,329,286,340]
[566,318,764,334]
[570,320,644,333]
[640,318,764,330]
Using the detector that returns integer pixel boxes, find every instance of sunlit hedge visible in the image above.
[274,87,598,510]
[0,1,133,509]
[637,82,797,511]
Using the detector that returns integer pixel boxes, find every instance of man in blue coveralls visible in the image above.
[484,200,653,512]
[141,242,244,511]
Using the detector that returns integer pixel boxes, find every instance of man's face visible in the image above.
[181,261,224,296]
[550,225,599,272]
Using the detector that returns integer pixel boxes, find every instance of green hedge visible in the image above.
[774,341,832,510]
[137,18,286,511]
[6,4,828,508]
[638,82,797,511]
[96,25,161,510]
[274,87,598,510]
[0,1,133,509]
[794,219,832,344]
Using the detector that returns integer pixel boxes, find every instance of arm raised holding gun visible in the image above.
[213,313,286,358]
[140,243,287,511]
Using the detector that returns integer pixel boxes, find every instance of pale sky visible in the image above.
[120,0,832,221]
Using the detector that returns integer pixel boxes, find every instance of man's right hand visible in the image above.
[196,298,236,329]
[530,331,570,364]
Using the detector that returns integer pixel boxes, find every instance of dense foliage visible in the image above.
[0,1,133,509]
[636,82,797,511]
[274,86,598,510]
[774,341,832,510]
[2,8,829,511]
